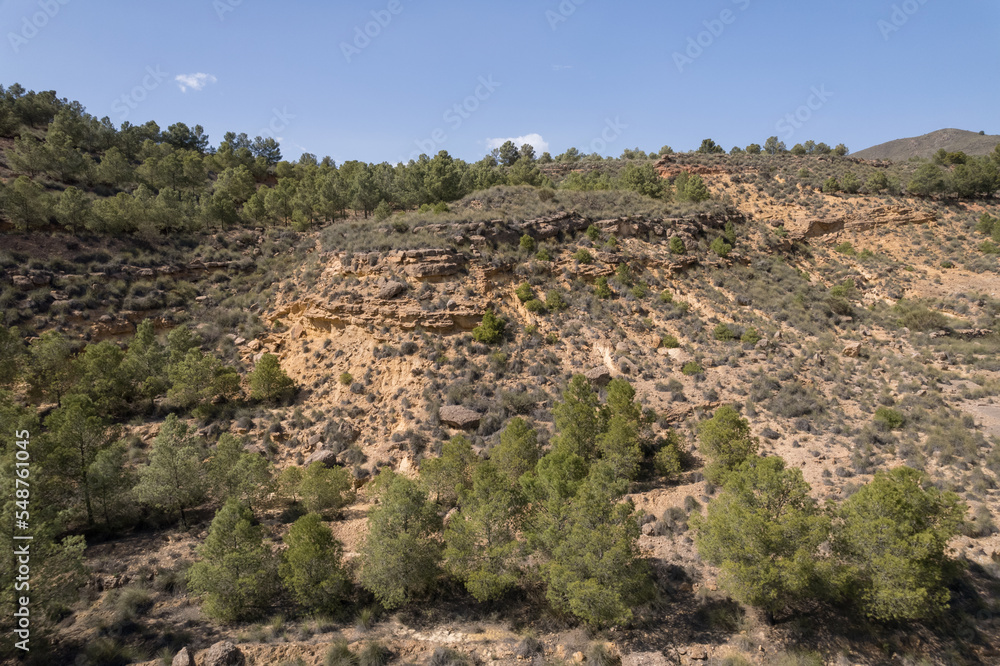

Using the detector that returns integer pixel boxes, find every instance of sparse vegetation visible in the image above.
[4,83,1000,663]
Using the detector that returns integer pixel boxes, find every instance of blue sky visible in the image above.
[1,0,998,164]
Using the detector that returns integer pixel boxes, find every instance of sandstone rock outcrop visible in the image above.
[789,206,935,242]
[171,647,195,666]
[203,641,245,666]
[439,405,481,429]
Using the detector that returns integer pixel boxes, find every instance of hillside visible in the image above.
[6,87,1000,666]
[854,128,1000,162]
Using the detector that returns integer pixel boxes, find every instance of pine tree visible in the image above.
[187,500,278,621]
[359,470,442,609]
[552,375,600,460]
[420,435,477,506]
[279,513,350,614]
[207,434,274,512]
[88,441,137,529]
[491,417,540,484]
[249,353,296,402]
[44,394,116,526]
[833,467,965,622]
[692,456,830,618]
[444,461,525,601]
[541,464,651,626]
[697,405,759,484]
[297,461,355,516]
[123,319,169,411]
[135,414,207,526]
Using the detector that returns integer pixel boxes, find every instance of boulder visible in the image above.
[439,405,481,429]
[172,647,196,666]
[305,449,339,468]
[203,641,245,666]
[842,341,863,357]
[585,366,612,387]
[379,281,408,300]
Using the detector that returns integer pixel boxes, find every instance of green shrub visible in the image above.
[586,225,601,241]
[586,642,620,666]
[519,234,536,251]
[373,200,392,221]
[835,242,856,256]
[432,202,449,214]
[630,283,648,299]
[355,605,377,631]
[472,310,506,344]
[659,290,674,303]
[79,637,146,666]
[740,328,761,345]
[358,641,391,666]
[574,249,594,264]
[324,640,357,666]
[615,263,633,286]
[710,236,733,258]
[713,323,734,341]
[977,212,997,235]
[536,247,552,261]
[595,276,613,299]
[682,361,703,376]
[339,372,353,385]
[279,513,350,614]
[873,406,904,430]
[692,457,825,615]
[429,647,472,666]
[893,300,949,331]
[515,282,534,303]
[655,434,684,480]
[661,334,680,348]
[524,299,546,313]
[669,236,686,255]
[545,289,568,311]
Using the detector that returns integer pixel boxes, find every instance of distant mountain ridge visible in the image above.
[854,128,1000,162]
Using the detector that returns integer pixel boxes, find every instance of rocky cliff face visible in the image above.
[787,205,936,241]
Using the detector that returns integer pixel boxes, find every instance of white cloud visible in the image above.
[485,133,549,154]
[174,73,217,93]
